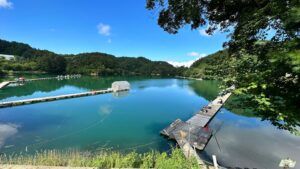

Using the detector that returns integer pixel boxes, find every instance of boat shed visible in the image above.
[111,81,130,92]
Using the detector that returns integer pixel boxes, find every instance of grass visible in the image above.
[0,148,199,169]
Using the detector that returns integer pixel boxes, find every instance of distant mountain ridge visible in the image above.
[0,39,177,76]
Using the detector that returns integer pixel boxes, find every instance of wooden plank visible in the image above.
[186,114,211,127]
[160,119,184,138]
[187,92,232,127]
[173,131,205,165]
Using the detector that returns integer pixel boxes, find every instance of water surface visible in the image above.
[0,77,299,169]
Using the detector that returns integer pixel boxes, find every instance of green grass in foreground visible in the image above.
[0,148,199,169]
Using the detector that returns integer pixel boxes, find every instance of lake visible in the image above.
[0,76,299,169]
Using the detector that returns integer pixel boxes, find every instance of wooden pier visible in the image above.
[0,89,119,108]
[0,80,130,108]
[176,76,203,81]
[161,92,232,166]
[0,75,81,89]
[0,81,11,89]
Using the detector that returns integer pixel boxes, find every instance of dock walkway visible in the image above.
[176,76,203,81]
[186,93,232,128]
[0,81,11,89]
[0,75,81,89]
[0,80,130,108]
[161,92,232,166]
[0,88,130,108]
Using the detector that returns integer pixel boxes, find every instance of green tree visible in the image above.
[147,0,300,134]
[37,55,66,74]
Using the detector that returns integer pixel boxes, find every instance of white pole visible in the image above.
[212,155,219,169]
[188,127,191,157]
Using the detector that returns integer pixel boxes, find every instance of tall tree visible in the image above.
[147,0,300,134]
[146,0,299,51]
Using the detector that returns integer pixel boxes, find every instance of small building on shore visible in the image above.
[111,81,130,92]
[0,54,15,60]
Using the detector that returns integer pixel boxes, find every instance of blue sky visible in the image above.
[0,0,228,67]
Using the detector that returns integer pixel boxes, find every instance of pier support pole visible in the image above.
[212,155,219,169]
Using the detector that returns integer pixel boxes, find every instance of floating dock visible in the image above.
[176,76,203,81]
[0,80,130,108]
[0,75,81,89]
[0,89,119,108]
[0,81,11,89]
[161,92,232,165]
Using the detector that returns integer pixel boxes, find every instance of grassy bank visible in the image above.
[0,149,199,169]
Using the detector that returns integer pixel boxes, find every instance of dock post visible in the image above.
[212,155,219,169]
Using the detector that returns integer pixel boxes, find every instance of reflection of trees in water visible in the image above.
[189,80,300,133]
[0,76,149,101]
[189,80,259,118]
[0,80,66,100]
[223,96,257,118]
[188,80,220,101]
[227,94,300,134]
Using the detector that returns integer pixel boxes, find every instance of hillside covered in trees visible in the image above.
[183,50,229,79]
[0,39,177,76]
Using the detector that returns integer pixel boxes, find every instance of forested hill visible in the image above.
[0,39,57,59]
[0,39,177,76]
[183,49,229,79]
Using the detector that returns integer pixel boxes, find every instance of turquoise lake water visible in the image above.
[0,76,299,169]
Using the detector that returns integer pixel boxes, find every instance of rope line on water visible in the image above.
[1,117,172,158]
[0,115,108,154]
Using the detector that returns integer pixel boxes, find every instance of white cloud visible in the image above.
[167,59,197,68]
[97,23,111,36]
[187,52,207,58]
[0,0,13,8]
[199,29,211,37]
[107,38,112,44]
[168,52,207,68]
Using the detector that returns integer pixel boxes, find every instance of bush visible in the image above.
[0,149,200,169]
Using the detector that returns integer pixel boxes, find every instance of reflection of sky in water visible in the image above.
[0,86,88,102]
[130,79,183,90]
[0,79,205,154]
[0,78,299,169]
[204,108,300,169]
[0,123,19,148]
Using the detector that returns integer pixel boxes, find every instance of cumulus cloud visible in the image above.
[168,52,207,68]
[0,0,13,8]
[187,52,207,58]
[167,59,197,68]
[97,23,111,36]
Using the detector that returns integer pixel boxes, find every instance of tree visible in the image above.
[146,0,299,51]
[147,0,300,134]
[37,55,66,74]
